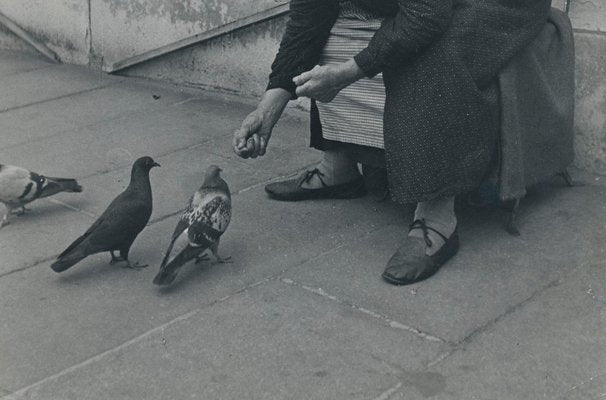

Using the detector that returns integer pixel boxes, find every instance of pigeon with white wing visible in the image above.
[0,164,82,228]
[153,165,231,286]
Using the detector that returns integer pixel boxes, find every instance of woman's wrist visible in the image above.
[259,88,291,124]
[339,59,366,86]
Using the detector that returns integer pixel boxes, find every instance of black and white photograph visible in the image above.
[0,0,605,398]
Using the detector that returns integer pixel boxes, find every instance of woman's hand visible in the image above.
[233,88,291,159]
[293,59,365,103]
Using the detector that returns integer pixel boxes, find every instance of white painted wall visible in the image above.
[0,0,90,64]
[90,0,287,70]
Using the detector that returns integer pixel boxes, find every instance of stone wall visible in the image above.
[567,0,606,173]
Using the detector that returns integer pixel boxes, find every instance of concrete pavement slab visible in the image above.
[386,260,606,400]
[168,95,321,179]
[0,50,52,78]
[3,281,447,400]
[46,106,316,222]
[0,85,315,181]
[0,80,199,151]
[459,181,605,267]
[0,199,94,275]
[58,145,290,221]
[2,49,605,400]
[0,106,218,179]
[0,188,402,391]
[0,65,121,113]
[284,182,606,344]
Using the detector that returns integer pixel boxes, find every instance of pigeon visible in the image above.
[50,156,160,272]
[0,164,83,228]
[153,165,231,286]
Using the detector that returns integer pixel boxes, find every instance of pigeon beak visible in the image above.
[152,162,161,168]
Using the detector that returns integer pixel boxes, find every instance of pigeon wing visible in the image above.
[185,195,230,255]
[60,193,150,258]
[0,165,81,206]
[86,196,151,251]
[159,196,195,268]
[193,189,231,232]
[0,165,35,205]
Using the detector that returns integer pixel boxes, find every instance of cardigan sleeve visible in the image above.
[266,0,338,97]
[354,0,453,77]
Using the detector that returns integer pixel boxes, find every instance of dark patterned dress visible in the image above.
[267,0,552,204]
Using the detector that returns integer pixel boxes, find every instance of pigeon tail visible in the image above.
[39,177,83,199]
[51,252,87,273]
[153,244,204,286]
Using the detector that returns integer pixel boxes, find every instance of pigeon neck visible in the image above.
[128,168,151,193]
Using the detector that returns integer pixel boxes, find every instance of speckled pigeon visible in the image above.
[153,165,231,286]
[50,156,159,272]
[0,164,82,228]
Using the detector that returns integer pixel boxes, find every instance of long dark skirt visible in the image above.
[312,0,552,204]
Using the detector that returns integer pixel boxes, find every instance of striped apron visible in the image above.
[316,1,385,149]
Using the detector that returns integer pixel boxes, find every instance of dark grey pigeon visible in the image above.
[51,156,159,273]
[153,165,231,286]
[0,164,82,229]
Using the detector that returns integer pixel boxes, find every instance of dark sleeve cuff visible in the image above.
[266,75,298,99]
[354,48,383,78]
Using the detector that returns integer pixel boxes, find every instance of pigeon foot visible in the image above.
[11,206,29,216]
[215,255,232,264]
[121,261,149,270]
[109,256,126,265]
[194,254,210,264]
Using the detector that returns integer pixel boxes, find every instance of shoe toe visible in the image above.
[382,230,460,286]
[264,179,298,199]
[382,241,427,285]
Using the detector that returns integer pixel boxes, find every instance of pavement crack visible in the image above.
[0,81,122,114]
[573,28,606,37]
[425,347,459,369]
[45,198,96,219]
[0,256,57,279]
[372,382,403,400]
[456,277,563,348]
[1,274,278,400]
[148,162,319,224]
[557,373,606,400]
[231,162,320,195]
[0,64,55,79]
[0,162,326,277]
[77,142,208,180]
[0,91,201,152]
[424,260,602,371]
[280,277,447,344]
[456,259,601,350]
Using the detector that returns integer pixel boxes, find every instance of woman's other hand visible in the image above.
[293,59,365,102]
[233,88,291,159]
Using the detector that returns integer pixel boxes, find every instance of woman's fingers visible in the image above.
[259,136,267,156]
[295,82,312,97]
[293,69,313,86]
[233,111,262,158]
[233,129,248,150]
[249,134,261,158]
[245,137,255,155]
[233,128,251,158]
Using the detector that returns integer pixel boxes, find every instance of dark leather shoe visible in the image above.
[265,168,367,201]
[382,219,459,285]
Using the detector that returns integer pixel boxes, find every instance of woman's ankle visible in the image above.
[408,197,457,255]
[300,149,360,188]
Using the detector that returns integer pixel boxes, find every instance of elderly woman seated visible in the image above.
[233,0,574,285]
